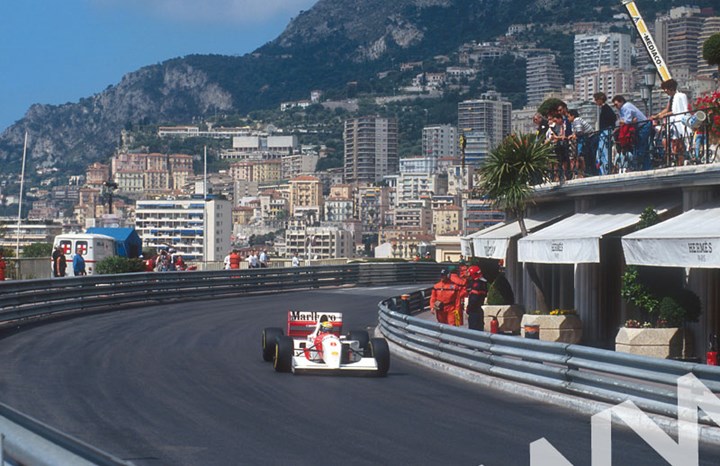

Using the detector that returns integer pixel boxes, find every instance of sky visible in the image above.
[0,0,318,132]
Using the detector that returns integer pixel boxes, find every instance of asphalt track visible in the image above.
[0,285,719,465]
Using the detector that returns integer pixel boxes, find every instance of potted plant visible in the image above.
[520,308,582,343]
[616,266,701,359]
[483,272,524,334]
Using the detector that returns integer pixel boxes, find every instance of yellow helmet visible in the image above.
[320,321,333,333]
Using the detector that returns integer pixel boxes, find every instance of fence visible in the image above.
[538,105,719,182]
[378,288,720,426]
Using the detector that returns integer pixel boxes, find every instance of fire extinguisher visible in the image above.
[490,314,499,334]
[707,333,718,366]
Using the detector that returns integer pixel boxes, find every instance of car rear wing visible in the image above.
[287,311,343,337]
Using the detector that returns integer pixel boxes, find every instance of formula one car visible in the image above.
[261,311,390,376]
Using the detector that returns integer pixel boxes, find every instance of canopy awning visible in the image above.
[622,201,720,268]
[518,202,676,264]
[460,222,506,257]
[472,208,571,259]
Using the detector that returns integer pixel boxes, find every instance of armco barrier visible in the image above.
[378,290,720,426]
[0,262,442,464]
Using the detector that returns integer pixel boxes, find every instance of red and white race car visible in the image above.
[262,311,390,376]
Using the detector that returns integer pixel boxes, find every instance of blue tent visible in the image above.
[86,227,142,258]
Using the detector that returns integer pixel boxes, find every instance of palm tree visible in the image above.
[477,133,554,312]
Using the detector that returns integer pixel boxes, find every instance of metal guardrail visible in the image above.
[0,262,443,464]
[378,289,720,426]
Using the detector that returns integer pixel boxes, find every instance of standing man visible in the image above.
[430,269,460,325]
[593,92,617,175]
[54,247,67,278]
[651,78,689,166]
[465,265,488,331]
[612,95,651,170]
[291,253,300,267]
[259,249,269,268]
[72,246,86,276]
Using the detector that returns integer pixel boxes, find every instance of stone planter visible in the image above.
[483,304,525,334]
[615,327,694,359]
[520,314,582,344]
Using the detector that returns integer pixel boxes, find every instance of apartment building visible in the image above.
[112,153,193,194]
[432,205,462,235]
[284,221,354,260]
[422,124,458,163]
[457,92,512,158]
[526,54,564,106]
[357,185,391,234]
[344,116,399,183]
[134,197,231,262]
[289,176,323,220]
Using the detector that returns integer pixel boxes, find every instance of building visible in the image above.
[655,7,704,83]
[282,153,319,179]
[432,205,462,235]
[395,173,441,202]
[111,153,194,195]
[573,33,632,77]
[422,125,458,163]
[283,221,354,260]
[697,17,720,79]
[357,185,391,234]
[574,67,634,102]
[134,197,231,262]
[457,92,512,157]
[288,176,323,220]
[344,116,399,183]
[526,54,565,106]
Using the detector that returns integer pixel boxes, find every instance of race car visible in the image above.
[261,311,390,376]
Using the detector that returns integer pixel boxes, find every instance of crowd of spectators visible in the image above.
[533,78,708,180]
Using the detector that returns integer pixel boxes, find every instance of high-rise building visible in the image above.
[134,197,231,262]
[343,116,398,184]
[526,55,564,106]
[574,33,632,77]
[422,124,457,163]
[698,17,720,78]
[457,92,512,158]
[655,7,704,83]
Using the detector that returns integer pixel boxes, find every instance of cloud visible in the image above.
[90,0,317,24]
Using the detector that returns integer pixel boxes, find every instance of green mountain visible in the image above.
[0,0,689,178]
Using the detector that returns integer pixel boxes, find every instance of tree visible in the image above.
[703,32,720,72]
[22,242,53,258]
[537,97,565,117]
[477,133,554,312]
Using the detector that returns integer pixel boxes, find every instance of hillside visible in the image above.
[0,0,694,180]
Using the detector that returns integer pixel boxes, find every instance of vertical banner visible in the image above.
[622,0,672,82]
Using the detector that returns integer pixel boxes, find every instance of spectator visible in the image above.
[248,251,259,268]
[533,113,549,139]
[259,249,269,268]
[229,250,241,269]
[546,113,570,181]
[594,92,617,175]
[429,269,461,325]
[0,250,6,281]
[612,95,651,171]
[568,109,593,178]
[291,253,300,267]
[223,252,231,270]
[174,255,187,271]
[54,248,67,278]
[72,247,86,276]
[651,78,690,166]
[51,245,63,277]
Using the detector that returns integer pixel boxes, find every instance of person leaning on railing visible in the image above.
[593,92,617,175]
[650,78,690,166]
[612,94,651,171]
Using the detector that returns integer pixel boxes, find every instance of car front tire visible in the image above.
[274,335,294,373]
[368,338,390,377]
[262,327,284,362]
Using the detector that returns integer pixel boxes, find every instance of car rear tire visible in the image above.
[274,336,294,373]
[262,327,284,362]
[348,330,370,354]
[368,338,390,377]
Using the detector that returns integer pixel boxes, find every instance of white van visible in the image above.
[54,233,116,276]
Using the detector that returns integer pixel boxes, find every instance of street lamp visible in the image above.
[595,35,609,130]
[641,64,657,115]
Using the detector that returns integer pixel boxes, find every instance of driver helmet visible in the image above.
[320,321,333,333]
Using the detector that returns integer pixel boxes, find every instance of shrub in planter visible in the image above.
[486,272,514,305]
[95,256,147,274]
